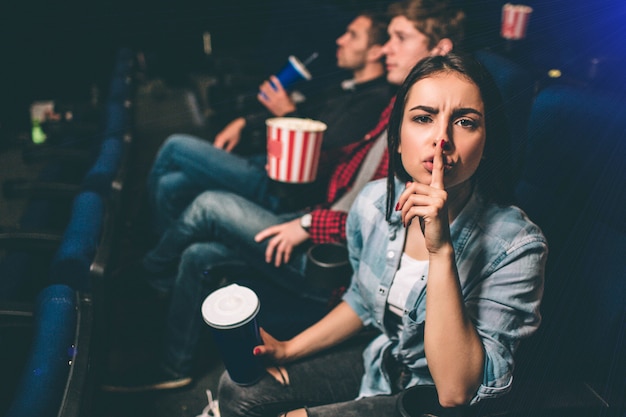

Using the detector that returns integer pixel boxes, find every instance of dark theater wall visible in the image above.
[1,0,625,146]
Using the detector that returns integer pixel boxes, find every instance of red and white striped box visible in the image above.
[265,117,327,183]
[501,4,533,40]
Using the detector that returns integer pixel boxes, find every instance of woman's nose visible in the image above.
[439,139,452,152]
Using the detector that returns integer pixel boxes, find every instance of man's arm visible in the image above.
[308,209,348,244]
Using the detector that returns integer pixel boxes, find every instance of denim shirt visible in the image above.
[343,178,547,403]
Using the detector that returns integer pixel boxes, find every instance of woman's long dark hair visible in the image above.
[385,52,513,221]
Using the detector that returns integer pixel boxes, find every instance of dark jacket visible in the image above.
[244,75,395,149]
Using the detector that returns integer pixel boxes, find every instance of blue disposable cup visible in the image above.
[273,55,312,90]
[201,284,265,385]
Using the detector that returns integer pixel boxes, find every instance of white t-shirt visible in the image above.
[387,253,429,316]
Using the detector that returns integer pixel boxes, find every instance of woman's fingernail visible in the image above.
[253,347,261,355]
[406,181,411,187]
[395,202,400,211]
[440,139,446,149]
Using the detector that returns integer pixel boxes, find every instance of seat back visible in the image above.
[4,284,77,417]
[513,85,626,414]
[474,49,535,178]
[48,191,105,292]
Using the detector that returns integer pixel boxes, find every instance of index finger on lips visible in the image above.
[431,140,445,189]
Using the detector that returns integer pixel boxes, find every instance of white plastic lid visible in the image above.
[288,55,312,80]
[201,284,260,329]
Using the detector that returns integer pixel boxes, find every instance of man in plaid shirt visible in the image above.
[104,0,465,393]
[283,102,392,245]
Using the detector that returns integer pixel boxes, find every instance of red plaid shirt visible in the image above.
[308,98,394,244]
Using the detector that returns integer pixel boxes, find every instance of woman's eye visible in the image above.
[412,115,432,123]
[456,118,477,129]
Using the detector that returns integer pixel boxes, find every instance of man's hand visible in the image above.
[258,76,297,116]
[214,117,246,152]
[254,218,310,267]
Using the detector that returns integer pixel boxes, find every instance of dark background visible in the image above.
[1,0,625,143]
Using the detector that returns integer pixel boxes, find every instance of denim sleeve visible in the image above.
[342,199,372,326]
[469,239,547,403]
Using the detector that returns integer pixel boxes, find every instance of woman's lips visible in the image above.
[423,160,453,173]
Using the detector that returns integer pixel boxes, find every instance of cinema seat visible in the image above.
[1,284,93,417]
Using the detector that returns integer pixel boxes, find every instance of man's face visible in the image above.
[335,15,373,71]
[382,16,434,85]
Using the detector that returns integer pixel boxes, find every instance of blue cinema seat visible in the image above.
[48,191,105,292]
[474,49,535,178]
[511,85,626,416]
[483,85,625,416]
[2,284,93,417]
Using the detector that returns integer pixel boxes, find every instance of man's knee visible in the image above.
[163,133,195,150]
[177,243,233,285]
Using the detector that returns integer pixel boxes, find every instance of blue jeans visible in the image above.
[142,190,331,377]
[147,134,281,234]
[217,332,400,417]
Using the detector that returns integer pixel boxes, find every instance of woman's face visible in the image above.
[382,16,434,85]
[399,71,486,191]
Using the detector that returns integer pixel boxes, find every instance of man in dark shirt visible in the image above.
[147,11,394,234]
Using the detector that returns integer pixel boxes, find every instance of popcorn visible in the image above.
[266,117,327,183]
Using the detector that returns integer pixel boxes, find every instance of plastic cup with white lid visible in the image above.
[202,283,264,385]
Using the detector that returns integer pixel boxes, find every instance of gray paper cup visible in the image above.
[305,243,352,290]
[201,284,264,385]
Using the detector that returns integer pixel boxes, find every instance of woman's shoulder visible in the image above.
[353,178,388,208]
[478,200,547,249]
[349,178,388,226]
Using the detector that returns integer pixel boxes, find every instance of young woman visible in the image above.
[217,53,547,417]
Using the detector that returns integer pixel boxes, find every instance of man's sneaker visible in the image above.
[101,366,192,393]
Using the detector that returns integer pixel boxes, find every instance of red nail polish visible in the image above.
[440,139,446,149]
[253,347,261,355]
[395,202,400,211]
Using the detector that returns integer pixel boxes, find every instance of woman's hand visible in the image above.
[253,328,291,364]
[397,141,451,254]
[254,302,364,365]
[254,218,310,267]
[214,117,246,152]
[258,76,297,116]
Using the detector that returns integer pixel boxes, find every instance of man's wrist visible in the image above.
[300,213,312,231]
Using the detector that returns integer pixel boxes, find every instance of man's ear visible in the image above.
[429,38,454,56]
[367,44,385,62]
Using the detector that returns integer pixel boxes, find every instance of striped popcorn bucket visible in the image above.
[501,4,533,40]
[265,117,327,183]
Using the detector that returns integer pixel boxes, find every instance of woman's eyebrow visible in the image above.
[408,105,438,113]
[452,107,484,118]
[408,105,484,118]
